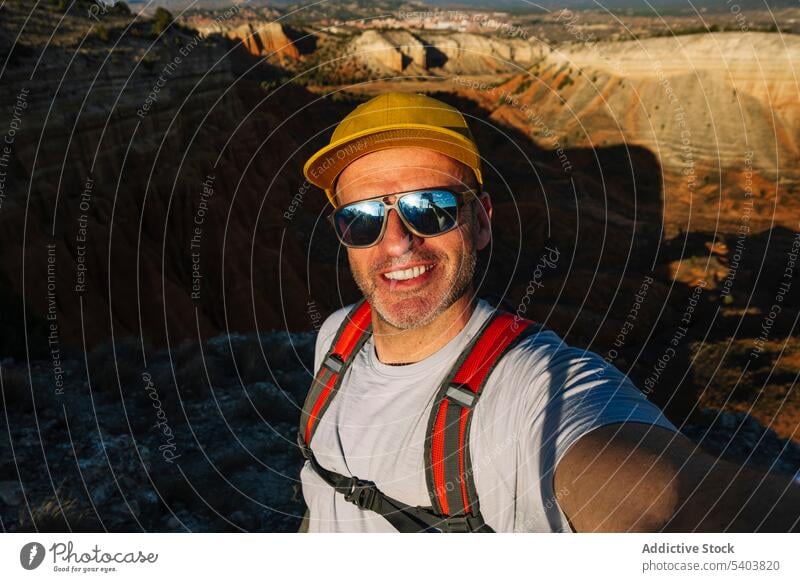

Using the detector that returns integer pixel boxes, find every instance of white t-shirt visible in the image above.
[300,299,678,532]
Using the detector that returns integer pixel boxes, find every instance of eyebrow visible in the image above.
[336,185,479,209]
[333,170,478,205]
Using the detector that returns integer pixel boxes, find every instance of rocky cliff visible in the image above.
[194,21,300,61]
[193,19,549,78]
[475,32,800,235]
[343,29,545,76]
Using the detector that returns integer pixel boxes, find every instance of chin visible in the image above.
[372,292,445,330]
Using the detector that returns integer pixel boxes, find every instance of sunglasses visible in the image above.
[328,186,480,248]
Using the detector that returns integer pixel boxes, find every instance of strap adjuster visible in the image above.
[343,478,381,512]
[324,354,344,373]
[442,514,486,533]
[445,383,477,408]
[296,431,312,460]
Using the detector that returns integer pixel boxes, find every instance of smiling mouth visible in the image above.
[382,264,435,281]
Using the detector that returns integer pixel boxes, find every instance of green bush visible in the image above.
[113,0,131,15]
[514,78,532,94]
[151,7,173,36]
[94,25,111,43]
[17,490,100,532]
[140,51,160,71]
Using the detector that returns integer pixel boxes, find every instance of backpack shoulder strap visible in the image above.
[298,301,541,533]
[297,299,453,532]
[299,299,372,446]
[424,309,540,530]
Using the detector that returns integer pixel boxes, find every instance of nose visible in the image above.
[379,208,421,256]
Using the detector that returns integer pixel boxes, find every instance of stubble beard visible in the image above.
[351,241,477,331]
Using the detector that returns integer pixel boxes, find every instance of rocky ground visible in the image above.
[0,330,317,532]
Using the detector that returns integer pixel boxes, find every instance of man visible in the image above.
[297,92,799,533]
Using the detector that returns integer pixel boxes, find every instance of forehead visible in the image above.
[334,146,473,206]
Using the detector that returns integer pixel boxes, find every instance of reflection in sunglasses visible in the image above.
[330,187,477,248]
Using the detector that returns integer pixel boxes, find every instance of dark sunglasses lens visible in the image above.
[399,190,459,235]
[333,201,385,247]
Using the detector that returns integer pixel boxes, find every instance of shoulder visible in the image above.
[487,319,648,414]
[487,316,677,435]
[498,321,600,377]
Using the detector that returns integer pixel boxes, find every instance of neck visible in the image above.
[372,290,477,364]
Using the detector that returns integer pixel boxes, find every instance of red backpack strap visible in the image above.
[299,299,372,447]
[424,310,539,529]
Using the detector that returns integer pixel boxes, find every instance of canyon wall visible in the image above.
[472,32,800,234]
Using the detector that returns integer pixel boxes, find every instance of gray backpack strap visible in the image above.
[299,301,539,533]
[424,310,540,530]
[296,299,450,532]
[298,299,372,447]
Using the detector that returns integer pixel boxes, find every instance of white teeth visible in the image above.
[384,264,432,281]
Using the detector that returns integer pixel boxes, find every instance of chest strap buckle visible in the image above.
[442,514,489,533]
[343,477,382,512]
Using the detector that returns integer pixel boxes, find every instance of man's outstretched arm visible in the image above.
[554,421,800,532]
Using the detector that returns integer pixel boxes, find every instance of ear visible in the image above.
[473,191,493,251]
